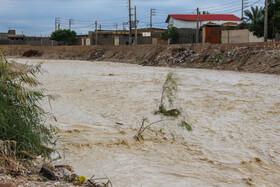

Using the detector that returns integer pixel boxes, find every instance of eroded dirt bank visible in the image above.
[12,59,280,187]
[4,42,280,74]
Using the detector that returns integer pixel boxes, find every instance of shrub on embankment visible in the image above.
[0,48,56,160]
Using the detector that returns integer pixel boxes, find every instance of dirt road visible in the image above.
[14,58,280,186]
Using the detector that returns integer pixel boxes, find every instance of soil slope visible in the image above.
[3,42,280,74]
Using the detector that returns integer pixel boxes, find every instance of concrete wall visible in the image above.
[173,28,200,44]
[249,32,264,42]
[221,29,263,44]
[25,37,58,46]
[222,29,248,44]
[276,33,280,41]
[90,31,166,45]
[0,37,59,46]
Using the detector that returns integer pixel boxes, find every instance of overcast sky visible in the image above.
[0,0,264,36]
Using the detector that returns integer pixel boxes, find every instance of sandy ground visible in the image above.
[12,58,280,187]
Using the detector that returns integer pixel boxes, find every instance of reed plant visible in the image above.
[0,48,56,160]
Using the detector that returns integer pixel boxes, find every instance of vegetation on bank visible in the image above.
[0,48,56,160]
[50,29,77,45]
[161,26,179,44]
[244,1,280,38]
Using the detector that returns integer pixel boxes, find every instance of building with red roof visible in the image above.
[166,14,243,29]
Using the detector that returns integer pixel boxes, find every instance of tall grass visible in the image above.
[0,48,56,160]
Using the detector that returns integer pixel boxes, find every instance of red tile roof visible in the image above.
[167,14,243,22]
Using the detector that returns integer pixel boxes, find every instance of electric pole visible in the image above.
[95,21,98,45]
[242,0,244,19]
[55,17,60,31]
[55,18,57,31]
[135,5,137,45]
[264,0,268,42]
[69,19,73,30]
[115,23,118,32]
[196,8,199,43]
[129,0,132,45]
[242,0,249,19]
[150,9,155,45]
[150,9,156,29]
[123,22,126,30]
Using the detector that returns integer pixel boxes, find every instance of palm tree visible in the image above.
[244,6,264,37]
[244,6,264,23]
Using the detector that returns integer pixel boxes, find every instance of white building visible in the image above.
[166,14,243,29]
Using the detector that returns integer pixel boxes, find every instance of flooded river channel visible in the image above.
[16,59,280,186]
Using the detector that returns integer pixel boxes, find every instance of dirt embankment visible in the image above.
[3,42,280,74]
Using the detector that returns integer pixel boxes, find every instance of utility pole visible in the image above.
[99,24,101,31]
[69,19,73,30]
[150,9,155,44]
[242,0,244,19]
[264,0,268,42]
[55,17,60,31]
[55,18,57,31]
[150,9,156,29]
[135,5,137,45]
[40,34,43,46]
[129,0,132,45]
[196,8,199,43]
[115,23,118,32]
[123,22,126,30]
[95,21,98,45]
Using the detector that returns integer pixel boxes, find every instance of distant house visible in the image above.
[165,14,243,29]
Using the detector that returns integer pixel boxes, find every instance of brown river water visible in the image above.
[15,59,280,186]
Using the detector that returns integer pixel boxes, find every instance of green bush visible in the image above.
[50,29,77,45]
[161,26,179,44]
[0,49,57,160]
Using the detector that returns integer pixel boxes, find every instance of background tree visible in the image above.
[50,29,77,45]
[201,11,210,14]
[244,1,280,39]
[244,6,264,37]
[161,26,179,44]
[268,0,280,38]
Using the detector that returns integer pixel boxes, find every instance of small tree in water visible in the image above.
[135,72,192,141]
[155,72,181,117]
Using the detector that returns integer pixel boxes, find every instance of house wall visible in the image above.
[0,33,8,40]
[221,29,264,44]
[169,18,242,29]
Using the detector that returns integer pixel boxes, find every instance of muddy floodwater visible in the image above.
[15,59,280,186]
